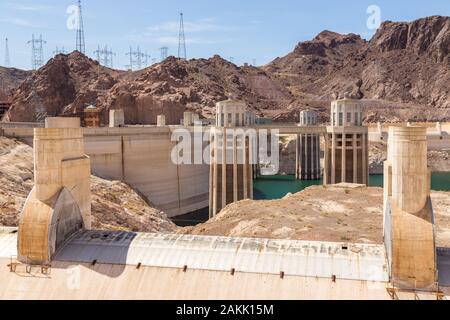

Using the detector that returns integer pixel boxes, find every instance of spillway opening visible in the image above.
[171,207,209,227]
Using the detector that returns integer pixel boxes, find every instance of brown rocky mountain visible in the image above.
[265,15,450,123]
[4,52,122,123]
[5,52,291,124]
[0,67,31,101]
[3,15,450,124]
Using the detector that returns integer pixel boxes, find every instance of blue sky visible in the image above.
[0,0,449,70]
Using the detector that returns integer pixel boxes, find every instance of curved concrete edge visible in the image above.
[388,197,437,290]
[18,187,84,265]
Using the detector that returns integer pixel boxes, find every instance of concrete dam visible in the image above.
[2,125,210,218]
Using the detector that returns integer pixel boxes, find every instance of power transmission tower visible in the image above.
[76,0,86,54]
[107,45,116,68]
[126,46,149,70]
[160,47,168,61]
[4,38,10,67]
[28,34,47,70]
[126,47,133,70]
[94,45,101,63]
[94,45,115,68]
[144,50,151,67]
[178,12,186,60]
[252,58,256,66]
[53,46,67,56]
[229,57,234,64]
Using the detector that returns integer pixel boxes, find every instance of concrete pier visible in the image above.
[109,109,125,128]
[384,126,437,291]
[18,117,91,265]
[183,112,194,127]
[324,99,369,185]
[157,115,166,127]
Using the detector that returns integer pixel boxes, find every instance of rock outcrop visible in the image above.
[371,16,450,63]
[4,52,121,123]
[265,16,450,123]
[0,67,31,100]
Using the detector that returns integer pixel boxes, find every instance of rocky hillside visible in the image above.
[0,136,177,233]
[5,53,291,124]
[0,67,31,100]
[4,52,122,123]
[265,16,450,123]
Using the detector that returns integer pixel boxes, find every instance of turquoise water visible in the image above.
[368,173,450,191]
[254,173,450,200]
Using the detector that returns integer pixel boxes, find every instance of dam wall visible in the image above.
[368,122,450,151]
[1,126,210,217]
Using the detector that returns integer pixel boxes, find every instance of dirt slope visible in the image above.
[181,184,450,248]
[0,136,177,233]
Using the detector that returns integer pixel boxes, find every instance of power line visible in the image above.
[27,34,47,70]
[126,46,149,70]
[160,47,168,61]
[94,45,115,68]
[178,12,186,60]
[53,46,67,56]
[76,0,86,54]
[4,38,10,67]
[144,50,150,67]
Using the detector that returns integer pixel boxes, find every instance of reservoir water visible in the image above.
[254,172,450,200]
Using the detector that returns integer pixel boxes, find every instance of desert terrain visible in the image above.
[0,136,176,233]
[181,184,450,248]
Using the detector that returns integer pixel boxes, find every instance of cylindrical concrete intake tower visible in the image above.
[209,98,254,218]
[296,111,321,180]
[390,126,429,214]
[324,99,369,185]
